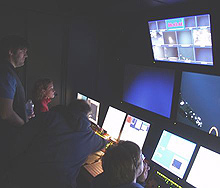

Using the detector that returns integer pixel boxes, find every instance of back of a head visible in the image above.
[67,99,91,116]
[62,99,91,131]
[0,35,29,61]
[102,141,141,187]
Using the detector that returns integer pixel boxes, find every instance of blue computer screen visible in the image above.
[123,64,175,118]
[177,71,220,137]
[151,130,196,179]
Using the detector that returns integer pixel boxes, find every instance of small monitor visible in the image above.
[87,98,100,125]
[151,130,196,179]
[77,93,87,101]
[123,64,175,118]
[119,115,151,149]
[102,106,126,141]
[177,71,220,137]
[186,146,220,188]
[148,14,213,66]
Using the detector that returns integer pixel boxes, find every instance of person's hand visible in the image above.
[137,161,150,183]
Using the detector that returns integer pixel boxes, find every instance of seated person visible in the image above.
[92,141,150,188]
[32,78,56,115]
[8,99,107,188]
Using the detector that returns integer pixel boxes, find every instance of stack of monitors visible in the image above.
[119,115,151,149]
[148,14,214,66]
[76,93,100,125]
[177,71,220,137]
[101,106,127,141]
[151,130,196,179]
[123,64,175,118]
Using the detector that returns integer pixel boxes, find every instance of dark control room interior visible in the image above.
[0,0,219,187]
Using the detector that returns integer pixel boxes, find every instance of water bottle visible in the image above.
[26,99,35,119]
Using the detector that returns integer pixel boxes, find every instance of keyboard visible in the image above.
[84,160,103,177]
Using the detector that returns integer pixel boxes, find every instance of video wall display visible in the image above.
[177,71,220,137]
[123,64,175,118]
[148,14,213,66]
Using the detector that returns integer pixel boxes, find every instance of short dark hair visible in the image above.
[67,99,91,115]
[0,35,29,60]
[51,99,91,132]
[102,141,141,187]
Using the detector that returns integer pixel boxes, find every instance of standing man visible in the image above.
[0,35,29,187]
[0,35,29,127]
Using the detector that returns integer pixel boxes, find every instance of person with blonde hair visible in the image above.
[32,78,56,115]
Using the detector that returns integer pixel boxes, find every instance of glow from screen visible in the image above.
[87,98,100,125]
[77,93,87,101]
[151,130,196,179]
[119,115,151,149]
[102,106,126,140]
[186,146,220,188]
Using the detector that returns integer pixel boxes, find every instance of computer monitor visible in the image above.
[151,130,196,179]
[87,98,100,125]
[102,106,126,141]
[123,64,175,118]
[119,115,151,149]
[186,146,220,188]
[76,93,87,101]
[177,71,220,137]
[148,14,213,66]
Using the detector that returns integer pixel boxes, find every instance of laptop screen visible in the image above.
[102,106,126,141]
[119,115,151,149]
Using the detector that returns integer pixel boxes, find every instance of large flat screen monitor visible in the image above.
[186,146,220,188]
[123,64,175,118]
[148,14,213,66]
[102,106,127,141]
[177,71,220,137]
[151,130,196,179]
[119,115,151,149]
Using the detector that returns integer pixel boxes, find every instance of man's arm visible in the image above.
[0,97,24,126]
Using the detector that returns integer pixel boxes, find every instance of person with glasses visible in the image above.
[92,140,150,188]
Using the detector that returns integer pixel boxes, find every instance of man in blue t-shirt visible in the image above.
[0,35,29,127]
[0,35,29,187]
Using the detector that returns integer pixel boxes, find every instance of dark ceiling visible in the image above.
[0,0,204,14]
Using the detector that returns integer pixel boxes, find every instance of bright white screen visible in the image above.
[120,115,151,149]
[151,130,196,179]
[87,98,100,125]
[186,146,220,188]
[102,106,126,140]
[77,93,87,101]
